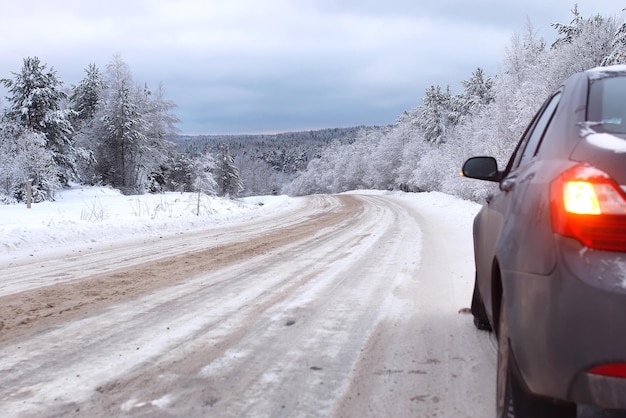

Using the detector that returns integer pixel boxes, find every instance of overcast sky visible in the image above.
[0,1,623,135]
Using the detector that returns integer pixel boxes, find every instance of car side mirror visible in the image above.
[462,156,502,182]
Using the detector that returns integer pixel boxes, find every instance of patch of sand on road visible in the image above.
[0,195,361,345]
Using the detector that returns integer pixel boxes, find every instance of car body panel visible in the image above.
[504,240,626,409]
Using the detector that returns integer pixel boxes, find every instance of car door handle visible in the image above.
[501,179,515,192]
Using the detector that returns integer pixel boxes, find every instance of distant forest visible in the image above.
[172,126,384,195]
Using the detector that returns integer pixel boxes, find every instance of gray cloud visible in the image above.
[0,0,623,134]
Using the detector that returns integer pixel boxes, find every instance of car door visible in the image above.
[475,91,562,322]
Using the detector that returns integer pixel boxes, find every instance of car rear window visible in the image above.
[588,75,626,134]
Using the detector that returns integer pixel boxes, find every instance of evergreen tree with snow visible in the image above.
[215,143,243,197]
[551,5,584,49]
[92,55,178,194]
[70,63,106,184]
[194,151,218,195]
[602,22,626,65]
[1,57,78,199]
[460,68,494,116]
[189,151,218,216]
[163,152,196,192]
[71,63,106,125]
[0,115,63,203]
[96,55,148,193]
[548,9,617,89]
[419,85,458,144]
[135,83,179,192]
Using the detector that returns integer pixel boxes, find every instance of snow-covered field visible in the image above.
[0,184,301,263]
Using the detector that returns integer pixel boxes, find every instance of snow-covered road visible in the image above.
[0,192,497,417]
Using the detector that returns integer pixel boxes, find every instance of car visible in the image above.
[461,65,626,417]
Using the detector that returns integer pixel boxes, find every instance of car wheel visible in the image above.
[496,300,576,418]
[471,275,492,331]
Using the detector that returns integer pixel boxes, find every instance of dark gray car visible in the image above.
[462,66,626,417]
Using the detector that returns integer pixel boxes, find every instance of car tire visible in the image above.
[496,300,576,418]
[471,275,492,331]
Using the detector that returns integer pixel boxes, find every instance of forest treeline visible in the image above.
[1,6,625,204]
[0,52,380,202]
[172,126,383,195]
[0,55,184,202]
[286,7,626,200]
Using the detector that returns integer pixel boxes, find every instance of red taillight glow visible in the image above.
[588,363,626,378]
[551,164,626,252]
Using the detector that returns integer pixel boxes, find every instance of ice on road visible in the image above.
[0,190,495,417]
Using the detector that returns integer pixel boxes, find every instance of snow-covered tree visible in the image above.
[0,121,60,202]
[163,152,196,192]
[215,143,243,197]
[188,151,218,215]
[135,83,178,192]
[419,85,457,144]
[70,63,106,184]
[602,22,626,65]
[1,57,79,199]
[90,55,179,194]
[551,5,584,49]
[237,153,282,196]
[71,63,106,125]
[193,151,217,195]
[459,68,494,117]
[414,69,493,146]
[97,63,146,193]
[548,9,618,89]
[284,140,343,195]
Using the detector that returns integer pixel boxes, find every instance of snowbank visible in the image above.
[0,185,297,261]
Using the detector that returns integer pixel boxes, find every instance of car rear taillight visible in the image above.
[588,363,626,378]
[550,164,626,252]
